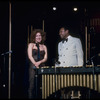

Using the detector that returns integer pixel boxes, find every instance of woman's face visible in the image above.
[35,32,42,43]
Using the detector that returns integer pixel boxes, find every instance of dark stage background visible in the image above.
[0,1,100,98]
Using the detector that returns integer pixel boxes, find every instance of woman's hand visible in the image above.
[34,61,41,68]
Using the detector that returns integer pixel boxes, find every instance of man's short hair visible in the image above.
[59,25,70,31]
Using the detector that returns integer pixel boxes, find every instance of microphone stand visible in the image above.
[1,52,6,91]
[53,58,60,98]
[88,58,95,99]
[86,55,95,99]
[91,59,95,91]
[1,51,12,97]
[54,60,60,98]
[86,55,96,64]
[87,55,95,90]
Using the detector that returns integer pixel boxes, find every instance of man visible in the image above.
[55,26,83,67]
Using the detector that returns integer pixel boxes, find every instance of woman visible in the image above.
[27,29,47,98]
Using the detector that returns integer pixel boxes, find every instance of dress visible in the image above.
[28,49,45,98]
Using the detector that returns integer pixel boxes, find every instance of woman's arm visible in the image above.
[27,43,37,66]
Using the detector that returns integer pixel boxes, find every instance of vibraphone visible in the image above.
[38,66,100,99]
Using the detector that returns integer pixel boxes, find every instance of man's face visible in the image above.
[59,28,69,39]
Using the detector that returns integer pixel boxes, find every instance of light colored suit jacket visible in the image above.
[56,35,83,67]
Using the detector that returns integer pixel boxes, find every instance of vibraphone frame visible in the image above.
[38,66,100,99]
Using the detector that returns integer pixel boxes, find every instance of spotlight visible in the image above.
[73,7,78,11]
[53,7,56,11]
[3,84,5,87]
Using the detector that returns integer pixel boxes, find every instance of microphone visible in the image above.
[1,51,12,56]
[55,59,60,64]
[52,58,61,65]
[86,53,100,64]
[55,60,60,64]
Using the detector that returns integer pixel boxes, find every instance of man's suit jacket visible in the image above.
[57,35,83,67]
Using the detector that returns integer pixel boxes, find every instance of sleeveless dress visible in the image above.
[28,49,45,99]
[30,49,45,68]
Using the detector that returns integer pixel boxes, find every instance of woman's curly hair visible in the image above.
[30,29,46,44]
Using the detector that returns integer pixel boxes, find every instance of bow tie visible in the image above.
[62,38,68,43]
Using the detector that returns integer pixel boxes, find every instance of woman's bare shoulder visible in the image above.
[28,43,35,47]
[42,44,47,49]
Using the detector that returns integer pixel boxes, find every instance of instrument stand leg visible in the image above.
[88,89,90,99]
[54,66,56,98]
[71,90,81,99]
